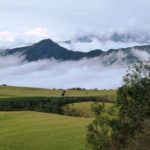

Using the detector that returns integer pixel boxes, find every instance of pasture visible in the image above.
[0,111,91,150]
[0,86,116,101]
[0,86,116,150]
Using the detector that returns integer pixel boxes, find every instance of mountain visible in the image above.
[1,39,150,65]
[1,39,104,62]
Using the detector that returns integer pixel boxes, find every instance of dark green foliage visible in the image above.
[61,90,66,97]
[112,61,150,147]
[0,96,110,114]
[68,87,86,90]
[86,61,150,150]
[86,102,112,150]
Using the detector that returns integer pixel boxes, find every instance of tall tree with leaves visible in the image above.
[113,61,150,147]
[86,61,150,150]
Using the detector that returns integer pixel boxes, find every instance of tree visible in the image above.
[86,61,150,150]
[61,90,66,97]
[113,61,150,147]
[86,102,112,150]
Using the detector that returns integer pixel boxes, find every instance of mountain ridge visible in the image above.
[1,39,150,65]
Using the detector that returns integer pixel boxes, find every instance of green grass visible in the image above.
[65,89,116,100]
[63,102,114,117]
[0,111,92,150]
[0,86,62,98]
[0,86,116,149]
[0,86,116,100]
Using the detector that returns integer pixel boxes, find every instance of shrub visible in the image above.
[0,96,110,114]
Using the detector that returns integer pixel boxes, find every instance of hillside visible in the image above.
[0,86,116,100]
[0,111,91,150]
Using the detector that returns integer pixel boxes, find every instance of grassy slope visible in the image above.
[0,86,116,150]
[64,102,114,117]
[0,86,116,100]
[0,111,92,150]
[0,86,62,98]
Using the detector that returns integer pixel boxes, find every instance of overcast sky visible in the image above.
[0,0,150,89]
[0,0,150,48]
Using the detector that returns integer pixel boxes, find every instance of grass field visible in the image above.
[0,86,62,98]
[0,86,116,100]
[63,102,114,117]
[0,111,92,150]
[0,86,116,150]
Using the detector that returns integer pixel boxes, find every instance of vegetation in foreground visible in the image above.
[86,61,150,150]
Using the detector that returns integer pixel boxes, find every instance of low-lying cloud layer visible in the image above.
[60,39,141,52]
[59,30,150,51]
[0,55,126,89]
[132,49,150,61]
[0,49,149,89]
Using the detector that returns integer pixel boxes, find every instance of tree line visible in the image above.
[0,96,111,114]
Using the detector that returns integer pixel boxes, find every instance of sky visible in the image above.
[0,0,150,89]
[0,0,150,50]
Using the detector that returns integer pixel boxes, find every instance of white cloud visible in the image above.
[0,31,15,42]
[0,55,126,89]
[0,27,51,49]
[0,55,24,68]
[132,49,150,61]
[60,39,141,52]
[23,27,49,38]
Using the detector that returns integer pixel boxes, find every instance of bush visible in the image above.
[0,96,110,114]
